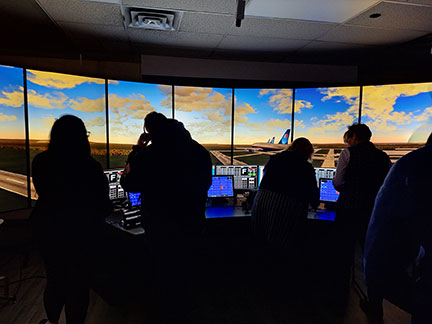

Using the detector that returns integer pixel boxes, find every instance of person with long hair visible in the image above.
[31,115,112,324]
[252,137,319,250]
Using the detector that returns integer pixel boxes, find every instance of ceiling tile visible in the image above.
[58,22,128,41]
[228,17,337,40]
[218,35,309,52]
[121,0,236,15]
[317,25,427,45]
[346,1,432,31]
[299,41,370,52]
[179,12,234,34]
[37,0,123,25]
[128,29,223,48]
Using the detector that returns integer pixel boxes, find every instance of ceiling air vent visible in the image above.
[126,8,181,31]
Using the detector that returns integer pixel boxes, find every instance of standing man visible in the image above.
[333,123,391,247]
[121,112,212,324]
[332,123,391,322]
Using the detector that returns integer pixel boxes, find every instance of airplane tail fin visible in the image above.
[278,129,290,145]
[267,138,271,143]
[270,137,275,144]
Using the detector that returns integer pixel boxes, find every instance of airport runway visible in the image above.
[210,150,246,165]
[0,169,37,199]
[321,149,336,168]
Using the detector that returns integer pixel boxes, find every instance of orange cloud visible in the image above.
[109,94,155,118]
[174,87,230,113]
[0,112,17,122]
[28,70,107,89]
[85,116,105,127]
[70,97,105,113]
[0,88,23,108]
[159,85,173,108]
[27,89,68,109]
[362,83,432,133]
[259,89,312,114]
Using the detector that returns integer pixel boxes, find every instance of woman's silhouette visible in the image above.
[31,115,112,324]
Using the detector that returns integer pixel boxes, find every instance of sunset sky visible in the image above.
[1,64,431,145]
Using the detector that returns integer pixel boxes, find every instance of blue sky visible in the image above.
[0,65,25,139]
[293,86,360,143]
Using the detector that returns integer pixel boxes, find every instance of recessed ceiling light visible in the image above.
[245,0,381,23]
[369,13,381,18]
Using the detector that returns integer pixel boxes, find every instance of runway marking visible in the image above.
[210,150,246,165]
[6,178,24,184]
[321,149,336,168]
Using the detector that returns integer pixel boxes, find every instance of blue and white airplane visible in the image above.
[252,129,290,151]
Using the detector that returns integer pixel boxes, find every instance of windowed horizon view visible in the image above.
[233,88,292,166]
[27,70,107,173]
[362,82,432,162]
[108,80,172,168]
[1,63,432,212]
[294,86,360,167]
[0,64,28,211]
[174,86,232,165]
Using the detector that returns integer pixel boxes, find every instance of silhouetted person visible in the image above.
[333,123,390,322]
[121,112,212,323]
[31,115,112,324]
[252,137,319,253]
[333,124,390,247]
[364,132,432,324]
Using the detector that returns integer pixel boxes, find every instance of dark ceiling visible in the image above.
[1,0,432,85]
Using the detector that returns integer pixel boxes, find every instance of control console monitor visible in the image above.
[128,192,141,207]
[215,165,258,190]
[319,178,339,203]
[208,175,234,198]
[314,167,336,187]
[104,169,126,201]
